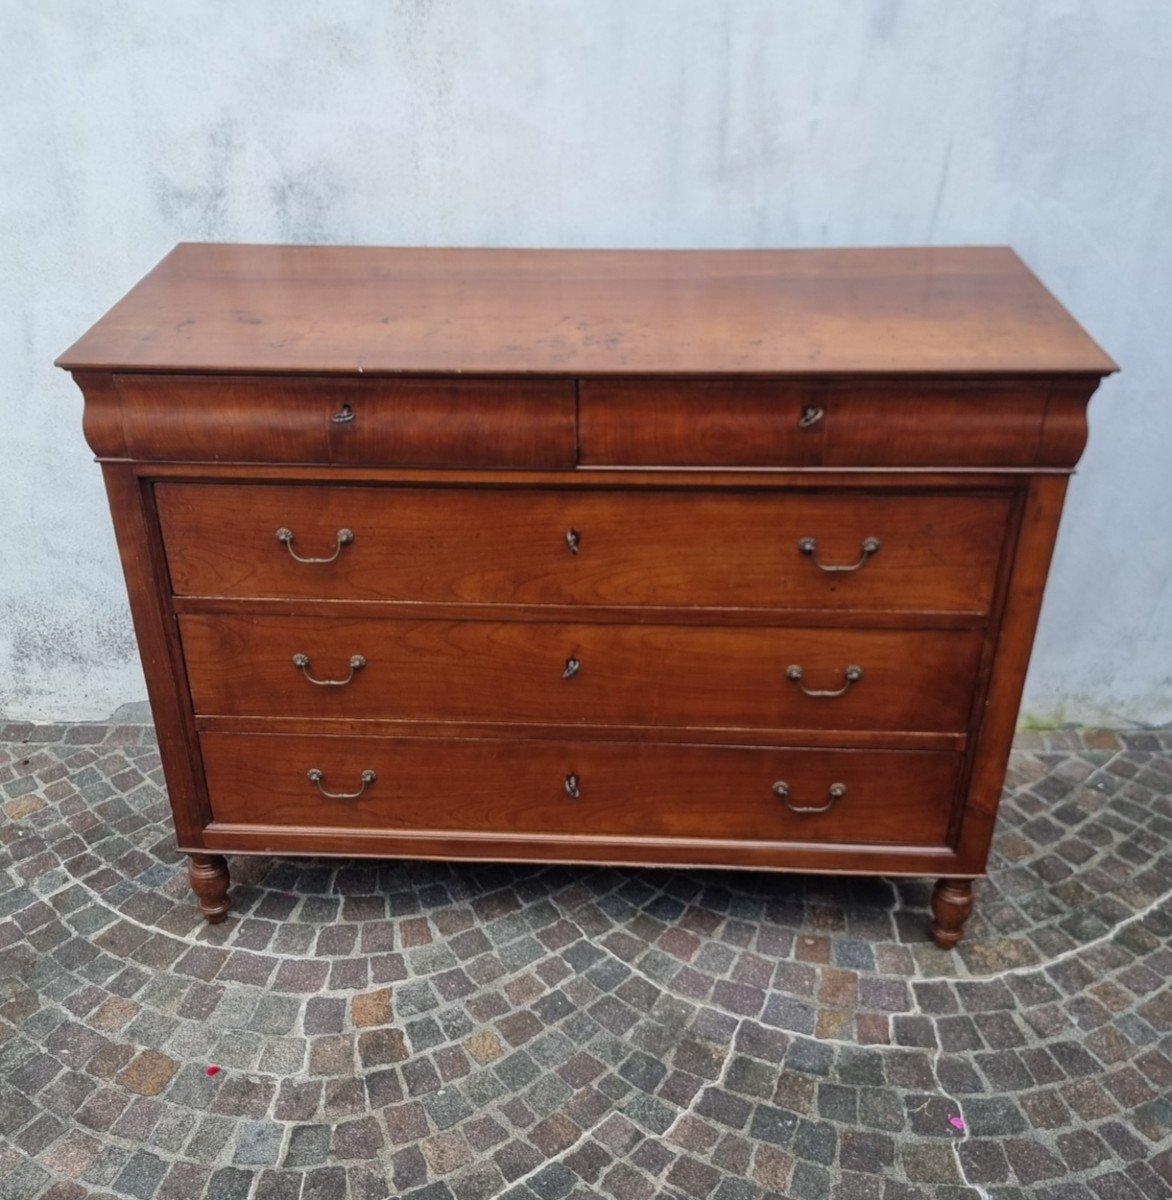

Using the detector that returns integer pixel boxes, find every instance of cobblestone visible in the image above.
[0,723,1169,1196]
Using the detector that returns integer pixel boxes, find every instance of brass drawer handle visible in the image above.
[564,773,581,799]
[276,526,354,564]
[565,529,581,555]
[798,536,880,573]
[786,664,862,698]
[563,657,581,680]
[307,767,376,800]
[798,405,824,428]
[292,653,366,687]
[331,402,355,424]
[773,781,845,814]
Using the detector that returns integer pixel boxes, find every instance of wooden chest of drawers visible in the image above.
[58,244,1114,946]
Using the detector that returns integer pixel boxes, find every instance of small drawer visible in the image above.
[157,483,1011,615]
[202,733,961,848]
[182,614,984,734]
[579,379,1049,467]
[109,374,576,467]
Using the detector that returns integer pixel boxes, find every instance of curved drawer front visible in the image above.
[106,375,576,467]
[158,483,1011,614]
[202,733,961,848]
[579,379,1049,467]
[182,614,984,733]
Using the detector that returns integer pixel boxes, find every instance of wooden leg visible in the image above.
[188,854,231,923]
[931,878,975,949]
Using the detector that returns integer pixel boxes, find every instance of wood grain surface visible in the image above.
[156,482,1012,613]
[57,244,1117,377]
[99,374,576,466]
[180,613,984,734]
[579,378,1052,467]
[201,732,961,848]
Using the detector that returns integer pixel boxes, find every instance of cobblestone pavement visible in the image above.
[0,721,1169,1200]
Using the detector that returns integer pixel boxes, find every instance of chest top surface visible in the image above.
[57,244,1115,379]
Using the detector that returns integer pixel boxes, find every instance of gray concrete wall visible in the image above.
[2,0,1169,725]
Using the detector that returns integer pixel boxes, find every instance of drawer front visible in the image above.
[182,614,984,733]
[111,375,577,467]
[202,733,960,847]
[579,380,1048,467]
[157,484,1011,614]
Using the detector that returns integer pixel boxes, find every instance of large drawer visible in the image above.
[106,375,577,467]
[202,733,961,848]
[579,379,1050,467]
[181,614,984,733]
[157,484,1011,614]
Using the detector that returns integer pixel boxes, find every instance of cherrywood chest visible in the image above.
[58,244,1115,946]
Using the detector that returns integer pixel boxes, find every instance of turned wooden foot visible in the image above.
[188,854,231,923]
[931,878,974,949]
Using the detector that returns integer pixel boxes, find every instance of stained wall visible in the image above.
[2,1,1168,724]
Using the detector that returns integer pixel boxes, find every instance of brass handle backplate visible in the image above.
[773,781,846,814]
[307,768,376,800]
[292,653,366,687]
[786,664,862,698]
[276,527,354,564]
[798,536,880,573]
[565,529,581,555]
[564,773,581,799]
[331,402,355,424]
[798,405,824,428]
[563,657,581,680]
